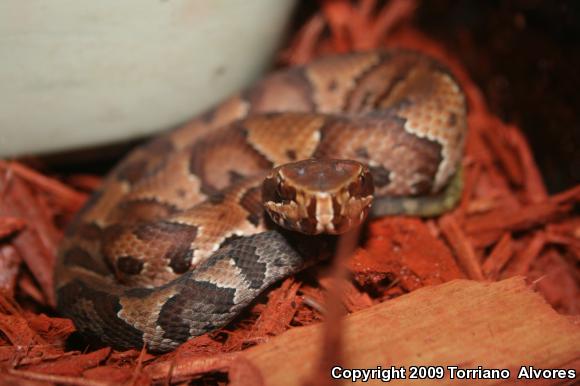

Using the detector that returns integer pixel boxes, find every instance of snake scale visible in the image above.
[56,50,467,352]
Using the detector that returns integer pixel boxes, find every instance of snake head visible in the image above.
[262,158,374,235]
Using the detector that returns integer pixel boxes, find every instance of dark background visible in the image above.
[416,0,579,193]
[296,0,579,193]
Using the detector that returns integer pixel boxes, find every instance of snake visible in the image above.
[55,50,467,352]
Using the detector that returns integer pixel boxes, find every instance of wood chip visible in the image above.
[439,214,484,280]
[482,233,514,280]
[502,232,547,278]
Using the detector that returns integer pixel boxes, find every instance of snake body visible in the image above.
[56,50,467,352]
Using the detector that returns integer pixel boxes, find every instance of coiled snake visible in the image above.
[56,50,467,352]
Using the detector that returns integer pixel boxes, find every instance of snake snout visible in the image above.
[262,158,374,235]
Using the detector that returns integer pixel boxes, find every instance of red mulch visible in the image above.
[0,1,578,384]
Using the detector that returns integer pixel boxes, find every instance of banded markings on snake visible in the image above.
[56,50,467,352]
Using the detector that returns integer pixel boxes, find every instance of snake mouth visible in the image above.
[262,158,374,235]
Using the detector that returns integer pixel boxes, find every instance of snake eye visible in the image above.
[262,174,296,204]
[262,175,279,203]
[275,182,284,197]
[276,180,296,202]
[360,171,374,196]
[349,170,374,197]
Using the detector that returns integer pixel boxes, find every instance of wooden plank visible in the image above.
[239,277,580,385]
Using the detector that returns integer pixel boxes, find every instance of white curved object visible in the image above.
[0,0,296,156]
